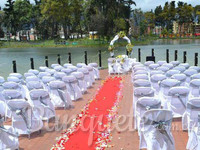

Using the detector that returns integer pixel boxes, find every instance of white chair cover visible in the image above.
[149,64,160,70]
[62,76,82,100]
[61,68,73,76]
[9,73,23,81]
[157,66,169,73]
[7,99,43,136]
[83,66,95,84]
[191,74,200,80]
[71,72,87,94]
[173,66,186,73]
[179,63,190,69]
[54,66,64,72]
[0,110,19,150]
[170,61,180,67]
[162,63,174,70]
[68,66,78,72]
[189,66,200,73]
[150,70,164,76]
[184,69,198,83]
[28,69,39,76]
[189,79,200,97]
[168,86,189,117]
[54,72,66,81]
[45,69,56,76]
[139,109,175,150]
[134,70,148,76]
[38,72,51,79]
[133,74,149,81]
[26,81,44,91]
[51,64,60,69]
[42,76,56,92]
[39,66,48,72]
[144,61,154,67]
[157,61,167,66]
[77,68,92,88]
[171,74,187,86]
[134,79,151,88]
[63,63,73,68]
[30,89,55,120]
[88,63,100,79]
[166,70,180,77]
[26,76,40,82]
[49,81,72,108]
[0,77,5,102]
[136,97,161,130]
[24,72,36,78]
[151,74,166,93]
[159,79,180,108]
[77,63,86,68]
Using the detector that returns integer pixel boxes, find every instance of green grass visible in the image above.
[0,36,159,49]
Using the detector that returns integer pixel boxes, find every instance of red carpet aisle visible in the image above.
[52,77,123,150]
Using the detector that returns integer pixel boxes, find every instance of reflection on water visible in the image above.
[0,39,199,78]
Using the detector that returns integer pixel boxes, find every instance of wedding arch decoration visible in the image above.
[108,31,133,57]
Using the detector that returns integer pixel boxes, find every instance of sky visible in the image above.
[0,0,199,12]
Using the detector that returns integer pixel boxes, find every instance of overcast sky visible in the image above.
[0,0,199,12]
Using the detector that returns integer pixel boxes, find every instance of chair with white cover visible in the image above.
[134,70,148,76]
[61,68,73,76]
[144,61,154,68]
[108,58,116,75]
[7,99,43,138]
[0,104,19,150]
[45,69,56,76]
[149,64,160,71]
[29,89,55,121]
[54,66,64,72]
[83,66,95,84]
[171,74,187,86]
[166,70,180,77]
[26,76,40,82]
[24,72,36,78]
[26,81,44,91]
[189,66,200,73]
[53,72,66,81]
[133,74,149,81]
[170,61,180,67]
[157,66,169,73]
[77,68,92,88]
[183,98,200,150]
[0,77,5,101]
[151,74,166,94]
[62,76,82,100]
[150,70,164,77]
[139,109,175,150]
[189,79,200,97]
[191,73,200,80]
[71,72,87,94]
[159,79,180,108]
[38,72,51,79]
[162,63,174,70]
[42,76,56,92]
[39,66,48,72]
[49,80,72,108]
[28,69,39,76]
[157,61,167,66]
[63,63,73,68]
[9,73,24,84]
[134,79,151,88]
[184,69,198,83]
[179,63,190,69]
[133,87,154,117]
[132,67,147,81]
[132,62,142,69]
[168,86,189,118]
[136,97,161,130]
[51,64,60,69]
[173,66,186,73]
[88,63,100,79]
[67,66,78,73]
[77,63,86,68]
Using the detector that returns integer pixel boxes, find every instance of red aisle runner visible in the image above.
[52,77,123,150]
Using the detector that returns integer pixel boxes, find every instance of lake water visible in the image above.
[0,39,199,78]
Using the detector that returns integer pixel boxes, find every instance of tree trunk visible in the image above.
[63,23,68,40]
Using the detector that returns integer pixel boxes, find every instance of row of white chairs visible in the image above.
[0,62,100,150]
[132,60,200,150]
